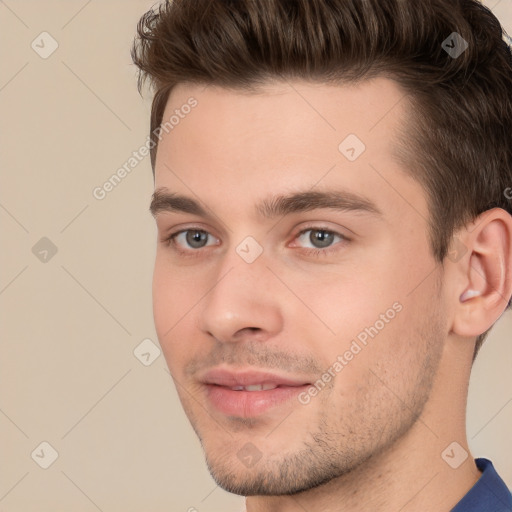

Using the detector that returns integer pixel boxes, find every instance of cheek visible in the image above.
[289,255,434,376]
[152,254,200,321]
[288,268,396,341]
[152,257,196,364]
[325,298,441,414]
[152,257,172,334]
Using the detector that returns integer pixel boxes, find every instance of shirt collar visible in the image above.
[451,458,512,511]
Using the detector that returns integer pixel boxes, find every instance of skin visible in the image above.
[151,78,512,511]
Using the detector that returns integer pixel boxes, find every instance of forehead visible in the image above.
[153,78,427,227]
[160,77,407,154]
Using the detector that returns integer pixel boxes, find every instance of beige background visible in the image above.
[0,1,511,510]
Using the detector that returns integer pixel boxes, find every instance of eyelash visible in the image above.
[161,226,349,259]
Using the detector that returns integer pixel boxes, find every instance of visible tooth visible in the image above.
[245,384,264,391]
[245,383,278,391]
[229,383,279,391]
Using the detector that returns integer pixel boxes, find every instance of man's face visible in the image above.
[151,78,448,495]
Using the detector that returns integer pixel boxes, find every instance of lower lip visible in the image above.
[204,384,311,418]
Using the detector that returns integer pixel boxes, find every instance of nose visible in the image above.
[198,247,284,344]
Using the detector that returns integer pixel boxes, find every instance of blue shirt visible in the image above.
[452,458,512,511]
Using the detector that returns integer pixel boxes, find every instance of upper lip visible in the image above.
[200,368,311,387]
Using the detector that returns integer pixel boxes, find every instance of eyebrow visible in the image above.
[150,187,382,219]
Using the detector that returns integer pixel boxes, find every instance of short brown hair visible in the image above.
[132,0,512,359]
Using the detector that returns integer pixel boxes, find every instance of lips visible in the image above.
[200,368,312,417]
[201,368,310,389]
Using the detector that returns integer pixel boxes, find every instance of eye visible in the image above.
[164,229,219,251]
[162,226,348,259]
[298,228,339,249]
[292,227,349,255]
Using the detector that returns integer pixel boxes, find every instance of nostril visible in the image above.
[232,326,264,340]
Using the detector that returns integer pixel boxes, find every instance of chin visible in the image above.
[203,444,351,497]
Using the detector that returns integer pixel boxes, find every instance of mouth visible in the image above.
[200,368,312,418]
[224,383,281,391]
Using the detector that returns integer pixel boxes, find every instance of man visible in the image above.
[132,0,512,510]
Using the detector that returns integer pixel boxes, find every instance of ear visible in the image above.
[450,208,512,338]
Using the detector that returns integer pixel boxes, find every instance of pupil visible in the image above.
[311,229,333,248]
[187,230,207,248]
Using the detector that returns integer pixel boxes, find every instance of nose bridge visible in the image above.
[198,242,283,342]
